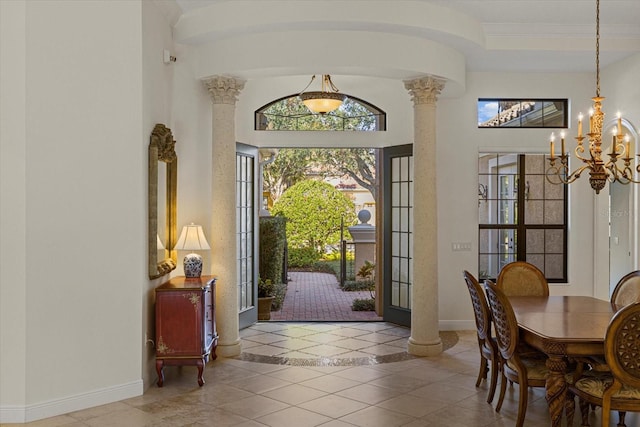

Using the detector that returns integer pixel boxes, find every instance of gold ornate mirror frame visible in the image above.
[149,123,177,279]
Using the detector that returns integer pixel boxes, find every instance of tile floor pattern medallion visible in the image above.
[5,323,638,427]
[237,322,458,366]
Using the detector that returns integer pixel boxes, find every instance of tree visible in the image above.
[260,95,379,204]
[263,149,315,201]
[264,148,377,204]
[271,180,357,253]
[315,148,377,201]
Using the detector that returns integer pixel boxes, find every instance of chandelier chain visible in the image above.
[595,0,600,98]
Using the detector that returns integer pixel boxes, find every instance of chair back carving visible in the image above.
[605,302,640,390]
[610,270,640,311]
[497,261,549,297]
[484,280,519,361]
[463,271,492,341]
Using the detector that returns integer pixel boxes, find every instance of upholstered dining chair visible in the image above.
[570,269,640,426]
[463,270,499,403]
[569,302,640,427]
[496,261,549,297]
[611,270,640,311]
[484,280,550,427]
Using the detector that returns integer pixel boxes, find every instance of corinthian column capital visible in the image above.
[404,76,446,105]
[203,76,246,104]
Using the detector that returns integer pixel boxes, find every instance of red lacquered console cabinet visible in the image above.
[155,275,217,387]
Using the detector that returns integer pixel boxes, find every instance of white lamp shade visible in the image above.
[174,223,211,251]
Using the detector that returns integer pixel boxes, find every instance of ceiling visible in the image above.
[172,0,640,74]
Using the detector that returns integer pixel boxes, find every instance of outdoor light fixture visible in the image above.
[174,223,211,278]
[546,0,639,194]
[299,74,346,114]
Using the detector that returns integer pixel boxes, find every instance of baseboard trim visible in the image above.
[0,380,143,424]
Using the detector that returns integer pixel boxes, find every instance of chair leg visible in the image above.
[602,401,612,427]
[617,410,626,427]
[476,354,488,387]
[578,398,591,427]
[515,376,528,427]
[487,357,498,404]
[496,370,507,412]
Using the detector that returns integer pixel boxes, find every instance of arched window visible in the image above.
[255,94,386,131]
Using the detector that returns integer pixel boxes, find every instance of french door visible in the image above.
[382,144,413,326]
[237,143,259,328]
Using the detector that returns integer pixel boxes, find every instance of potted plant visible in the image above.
[257,278,275,320]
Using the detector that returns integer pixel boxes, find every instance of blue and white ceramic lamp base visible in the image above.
[183,253,203,278]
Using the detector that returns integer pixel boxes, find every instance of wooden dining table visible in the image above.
[509,295,615,427]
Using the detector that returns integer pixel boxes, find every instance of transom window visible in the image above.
[477,98,568,128]
[478,153,568,282]
[255,94,386,131]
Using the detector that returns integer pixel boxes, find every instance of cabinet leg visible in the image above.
[156,360,164,387]
[210,343,218,361]
[196,358,205,386]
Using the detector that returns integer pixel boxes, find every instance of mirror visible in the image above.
[149,124,177,279]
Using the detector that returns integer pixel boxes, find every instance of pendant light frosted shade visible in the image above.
[300,75,346,114]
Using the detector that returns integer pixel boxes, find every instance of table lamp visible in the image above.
[174,223,211,278]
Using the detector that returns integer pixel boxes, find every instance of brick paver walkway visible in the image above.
[269,271,383,321]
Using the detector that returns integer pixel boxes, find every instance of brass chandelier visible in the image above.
[546,0,639,194]
[299,74,346,114]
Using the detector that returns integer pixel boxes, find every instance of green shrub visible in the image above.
[288,246,321,268]
[272,282,287,311]
[341,279,375,291]
[352,298,376,311]
[271,180,356,252]
[259,216,287,284]
[258,278,276,298]
[357,261,375,281]
[310,261,339,275]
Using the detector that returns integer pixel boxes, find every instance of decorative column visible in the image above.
[404,76,445,356]
[203,76,245,357]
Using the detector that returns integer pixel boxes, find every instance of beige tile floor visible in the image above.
[5,322,637,427]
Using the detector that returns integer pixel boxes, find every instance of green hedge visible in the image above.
[287,246,320,268]
[259,216,287,284]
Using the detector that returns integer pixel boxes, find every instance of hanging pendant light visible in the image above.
[300,74,346,114]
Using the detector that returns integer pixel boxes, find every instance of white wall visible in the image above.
[437,71,602,328]
[1,1,145,422]
[141,0,179,389]
[1,0,28,415]
[141,0,215,388]
[602,53,640,274]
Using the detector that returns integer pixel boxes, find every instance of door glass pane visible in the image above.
[237,153,254,311]
[390,154,412,310]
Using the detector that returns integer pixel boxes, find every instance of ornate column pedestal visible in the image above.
[404,76,445,356]
[203,76,245,357]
